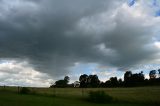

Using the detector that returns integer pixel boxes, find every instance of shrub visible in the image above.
[20,87,31,94]
[88,90,113,103]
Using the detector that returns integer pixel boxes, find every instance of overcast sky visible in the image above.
[0,0,160,87]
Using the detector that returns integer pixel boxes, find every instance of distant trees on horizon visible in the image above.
[50,76,70,88]
[50,69,160,88]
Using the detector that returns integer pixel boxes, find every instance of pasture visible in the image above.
[0,86,160,106]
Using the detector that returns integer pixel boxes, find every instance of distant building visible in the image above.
[74,81,80,87]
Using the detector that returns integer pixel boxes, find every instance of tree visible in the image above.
[131,72,144,82]
[55,80,66,88]
[149,70,156,79]
[87,75,100,87]
[124,71,132,83]
[79,74,100,88]
[130,72,145,86]
[53,76,70,88]
[79,74,88,88]
[105,80,111,87]
[109,77,118,87]
[64,76,70,84]
[118,78,123,86]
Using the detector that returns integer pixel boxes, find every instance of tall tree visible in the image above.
[87,75,100,87]
[124,71,132,86]
[124,71,132,82]
[79,74,88,88]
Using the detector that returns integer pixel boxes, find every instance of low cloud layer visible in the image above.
[0,60,52,87]
[0,0,160,81]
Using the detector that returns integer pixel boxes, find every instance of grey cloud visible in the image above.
[0,0,159,78]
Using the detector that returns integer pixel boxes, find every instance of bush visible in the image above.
[88,90,113,103]
[20,87,31,94]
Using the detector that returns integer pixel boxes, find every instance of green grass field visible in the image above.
[0,86,160,106]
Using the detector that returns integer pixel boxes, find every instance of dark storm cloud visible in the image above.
[0,0,159,77]
[103,16,158,69]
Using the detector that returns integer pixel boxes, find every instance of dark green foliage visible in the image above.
[87,75,100,88]
[124,71,145,87]
[124,71,132,83]
[87,90,113,103]
[55,80,67,87]
[109,77,119,87]
[51,76,70,88]
[79,74,88,88]
[20,87,31,94]
[79,74,100,88]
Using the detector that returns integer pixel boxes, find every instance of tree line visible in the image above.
[50,69,160,88]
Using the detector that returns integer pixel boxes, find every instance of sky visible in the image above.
[0,0,160,87]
